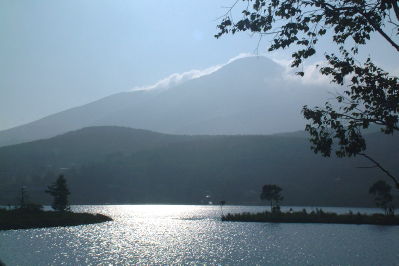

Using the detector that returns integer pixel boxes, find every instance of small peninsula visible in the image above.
[0,208,112,231]
[222,209,399,226]
[221,183,398,225]
[1,175,112,231]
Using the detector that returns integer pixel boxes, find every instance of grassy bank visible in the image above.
[222,209,399,225]
[0,208,112,230]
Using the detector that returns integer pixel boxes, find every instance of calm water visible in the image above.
[0,205,398,265]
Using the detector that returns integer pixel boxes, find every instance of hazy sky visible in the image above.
[1,0,398,131]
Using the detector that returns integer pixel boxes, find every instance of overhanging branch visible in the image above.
[359,153,399,189]
[359,10,399,53]
[391,0,399,21]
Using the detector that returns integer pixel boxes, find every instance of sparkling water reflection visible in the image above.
[0,205,398,265]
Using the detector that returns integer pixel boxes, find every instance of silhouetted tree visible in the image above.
[369,180,394,215]
[216,0,399,188]
[260,184,283,212]
[46,175,70,212]
[219,200,226,216]
[19,186,27,209]
[15,185,43,212]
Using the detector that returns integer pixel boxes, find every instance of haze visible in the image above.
[1,0,398,131]
[1,1,399,264]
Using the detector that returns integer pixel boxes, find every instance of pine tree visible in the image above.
[45,175,70,212]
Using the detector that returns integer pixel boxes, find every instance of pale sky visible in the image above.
[1,0,398,131]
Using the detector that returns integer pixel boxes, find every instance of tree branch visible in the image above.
[359,153,399,189]
[322,110,399,130]
[359,10,399,53]
[320,1,399,52]
[391,0,399,21]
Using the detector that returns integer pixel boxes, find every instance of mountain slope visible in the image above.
[0,57,329,147]
[0,126,397,207]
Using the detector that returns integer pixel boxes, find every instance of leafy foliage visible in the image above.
[45,175,70,212]
[303,55,399,157]
[216,0,399,66]
[216,0,399,186]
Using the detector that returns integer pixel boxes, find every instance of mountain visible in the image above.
[1,126,397,207]
[0,57,329,147]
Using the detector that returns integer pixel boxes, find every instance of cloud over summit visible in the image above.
[131,53,254,92]
[131,53,333,93]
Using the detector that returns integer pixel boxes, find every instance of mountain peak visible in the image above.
[0,55,327,146]
[214,56,284,80]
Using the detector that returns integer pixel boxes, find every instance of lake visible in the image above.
[0,205,398,265]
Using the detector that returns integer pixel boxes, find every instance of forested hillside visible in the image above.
[0,126,397,206]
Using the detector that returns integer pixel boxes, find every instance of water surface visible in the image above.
[0,205,398,265]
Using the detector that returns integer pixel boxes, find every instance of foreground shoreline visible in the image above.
[0,209,112,230]
[222,210,399,225]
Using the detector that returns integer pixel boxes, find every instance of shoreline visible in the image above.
[222,210,399,226]
[0,209,112,231]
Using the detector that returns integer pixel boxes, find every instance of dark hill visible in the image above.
[0,126,194,168]
[0,126,397,207]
